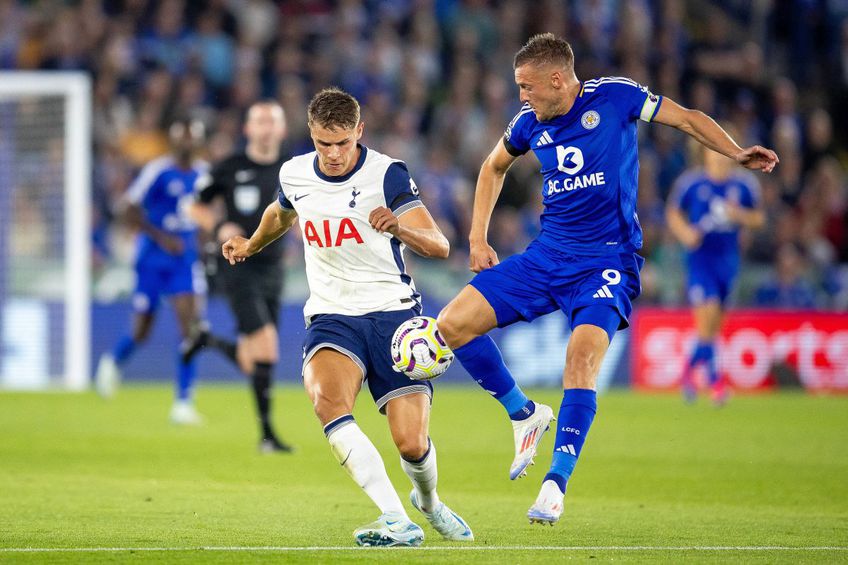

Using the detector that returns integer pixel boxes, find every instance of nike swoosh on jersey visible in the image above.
[293,194,309,201]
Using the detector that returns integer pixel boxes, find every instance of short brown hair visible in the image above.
[513,33,574,70]
[307,87,360,130]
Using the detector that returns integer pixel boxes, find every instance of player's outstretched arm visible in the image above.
[369,206,449,259]
[469,140,519,272]
[653,98,779,173]
[222,202,297,265]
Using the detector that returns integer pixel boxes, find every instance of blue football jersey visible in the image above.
[670,168,760,270]
[125,155,207,260]
[504,76,662,255]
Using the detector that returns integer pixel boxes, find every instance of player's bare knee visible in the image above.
[312,396,343,425]
[436,307,463,347]
[395,432,429,461]
[308,388,348,425]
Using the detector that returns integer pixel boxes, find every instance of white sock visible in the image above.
[400,439,441,513]
[326,418,406,517]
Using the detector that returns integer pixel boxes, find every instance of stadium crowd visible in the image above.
[2,0,847,308]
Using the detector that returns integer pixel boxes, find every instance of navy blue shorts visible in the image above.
[302,309,433,414]
[469,240,644,333]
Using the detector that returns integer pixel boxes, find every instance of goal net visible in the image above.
[0,72,91,390]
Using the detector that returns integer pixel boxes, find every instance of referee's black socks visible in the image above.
[252,362,275,440]
[207,334,238,364]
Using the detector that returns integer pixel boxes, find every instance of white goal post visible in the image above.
[0,72,91,390]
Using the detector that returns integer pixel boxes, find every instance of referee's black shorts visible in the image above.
[220,261,284,335]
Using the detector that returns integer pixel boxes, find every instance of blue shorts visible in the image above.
[469,240,644,334]
[133,254,206,314]
[686,260,737,305]
[302,309,433,414]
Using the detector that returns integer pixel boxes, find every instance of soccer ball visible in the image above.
[390,316,454,381]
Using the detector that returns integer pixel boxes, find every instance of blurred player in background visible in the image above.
[667,132,765,406]
[95,118,209,425]
[186,101,293,453]
[222,88,472,547]
[436,33,778,525]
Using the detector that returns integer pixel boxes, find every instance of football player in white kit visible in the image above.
[222,88,472,547]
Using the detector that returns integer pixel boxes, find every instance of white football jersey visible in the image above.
[277,145,424,321]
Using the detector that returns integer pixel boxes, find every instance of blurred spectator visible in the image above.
[191,9,235,92]
[754,243,818,308]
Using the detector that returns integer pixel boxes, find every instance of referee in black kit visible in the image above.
[188,100,292,453]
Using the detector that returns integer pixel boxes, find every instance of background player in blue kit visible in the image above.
[437,33,779,525]
[95,118,209,425]
[667,134,765,406]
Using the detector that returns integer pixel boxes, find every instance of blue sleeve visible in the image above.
[503,104,534,156]
[277,174,294,210]
[125,160,167,206]
[277,187,293,210]
[669,171,695,211]
[590,77,663,123]
[383,162,423,215]
[737,173,761,209]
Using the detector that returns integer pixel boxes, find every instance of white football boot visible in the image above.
[94,354,121,398]
[169,400,204,425]
[410,490,474,542]
[509,403,555,479]
[353,512,424,547]
[527,479,565,525]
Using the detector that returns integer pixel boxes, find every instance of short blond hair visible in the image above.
[514,33,574,70]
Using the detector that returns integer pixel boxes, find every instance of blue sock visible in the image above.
[544,388,597,493]
[703,342,719,385]
[687,342,709,369]
[112,335,136,365]
[176,353,196,402]
[453,335,535,420]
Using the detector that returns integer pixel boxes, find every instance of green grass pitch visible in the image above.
[0,384,846,563]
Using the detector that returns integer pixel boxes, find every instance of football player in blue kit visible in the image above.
[436,33,778,525]
[222,88,472,546]
[95,118,209,425]
[667,134,764,406]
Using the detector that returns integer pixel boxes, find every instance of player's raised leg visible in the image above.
[304,348,421,547]
[179,321,238,365]
[529,307,617,525]
[438,285,554,480]
[385,393,473,542]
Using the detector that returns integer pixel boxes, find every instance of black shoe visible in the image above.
[259,436,294,454]
[180,329,209,364]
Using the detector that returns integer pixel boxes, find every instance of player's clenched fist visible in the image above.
[222,236,252,265]
[369,206,400,236]
[469,241,499,273]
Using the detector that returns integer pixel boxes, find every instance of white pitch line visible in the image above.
[0,546,846,553]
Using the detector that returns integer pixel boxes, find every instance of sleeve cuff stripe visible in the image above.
[394,200,424,216]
